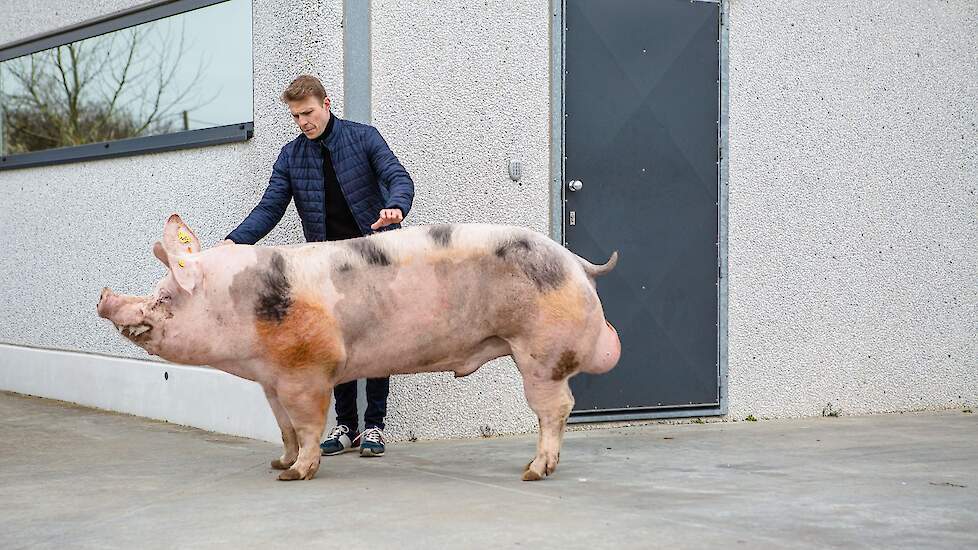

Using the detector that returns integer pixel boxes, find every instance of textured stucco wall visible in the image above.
[0,3,343,385]
[0,0,549,442]
[2,0,975,443]
[371,0,552,440]
[726,0,978,419]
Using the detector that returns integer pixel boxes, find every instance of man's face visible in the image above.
[287,95,331,139]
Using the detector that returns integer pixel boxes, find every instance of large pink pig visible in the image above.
[97,214,621,481]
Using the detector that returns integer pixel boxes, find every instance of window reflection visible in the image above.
[0,0,252,155]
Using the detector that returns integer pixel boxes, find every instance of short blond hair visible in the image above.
[281,75,327,103]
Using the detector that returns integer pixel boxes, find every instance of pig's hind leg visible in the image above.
[514,350,575,481]
[274,375,332,481]
[262,388,299,470]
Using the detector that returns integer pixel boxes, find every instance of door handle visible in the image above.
[568,180,583,192]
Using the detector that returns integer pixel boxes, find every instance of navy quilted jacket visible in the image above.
[227,115,414,244]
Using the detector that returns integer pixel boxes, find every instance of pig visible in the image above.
[97,214,621,481]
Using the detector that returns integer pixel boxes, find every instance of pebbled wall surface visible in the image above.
[725,0,977,419]
[1,1,974,441]
[370,0,552,440]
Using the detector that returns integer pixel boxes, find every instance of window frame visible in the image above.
[0,0,253,171]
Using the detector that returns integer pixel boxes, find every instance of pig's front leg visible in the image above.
[518,369,575,481]
[262,388,299,470]
[273,373,332,481]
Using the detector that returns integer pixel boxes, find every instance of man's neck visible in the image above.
[315,112,335,143]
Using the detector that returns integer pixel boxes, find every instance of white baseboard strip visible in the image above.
[0,344,282,444]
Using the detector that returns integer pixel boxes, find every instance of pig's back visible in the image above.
[275,224,592,377]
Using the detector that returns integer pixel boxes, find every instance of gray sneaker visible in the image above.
[355,427,385,457]
[320,425,359,456]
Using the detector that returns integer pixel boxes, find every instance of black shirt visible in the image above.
[316,114,363,241]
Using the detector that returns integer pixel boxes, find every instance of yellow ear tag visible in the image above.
[178,260,185,268]
[177,228,192,244]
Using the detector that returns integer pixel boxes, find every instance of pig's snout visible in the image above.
[97,288,115,318]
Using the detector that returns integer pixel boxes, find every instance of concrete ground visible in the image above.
[0,391,975,550]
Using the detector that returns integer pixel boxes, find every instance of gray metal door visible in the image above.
[564,0,720,413]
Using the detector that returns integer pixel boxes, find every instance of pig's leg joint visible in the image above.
[263,389,299,470]
[274,378,331,481]
[516,352,575,481]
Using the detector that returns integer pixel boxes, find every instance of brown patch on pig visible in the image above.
[551,350,579,381]
[536,281,588,324]
[255,296,344,373]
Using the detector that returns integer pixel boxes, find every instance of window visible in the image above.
[0,0,253,170]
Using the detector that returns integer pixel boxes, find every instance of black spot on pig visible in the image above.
[495,237,531,257]
[495,236,566,291]
[348,239,391,267]
[429,225,453,247]
[552,350,579,380]
[255,252,292,323]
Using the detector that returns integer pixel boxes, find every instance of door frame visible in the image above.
[550,0,730,422]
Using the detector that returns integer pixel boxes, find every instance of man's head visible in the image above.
[282,75,331,139]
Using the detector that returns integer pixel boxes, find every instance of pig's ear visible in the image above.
[153,241,170,266]
[163,214,202,256]
[170,257,201,295]
[153,240,201,295]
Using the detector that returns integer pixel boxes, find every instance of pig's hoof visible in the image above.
[522,460,545,481]
[278,468,304,481]
[522,455,559,481]
[278,464,318,481]
[522,468,543,481]
[271,457,296,470]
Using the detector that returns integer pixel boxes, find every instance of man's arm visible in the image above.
[366,127,415,218]
[226,148,293,245]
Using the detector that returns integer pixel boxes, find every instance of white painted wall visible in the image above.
[0,0,543,442]
[0,344,281,442]
[726,0,977,418]
[370,0,552,440]
[0,0,974,444]
[0,0,346,444]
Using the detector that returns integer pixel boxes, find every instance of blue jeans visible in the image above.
[333,377,390,431]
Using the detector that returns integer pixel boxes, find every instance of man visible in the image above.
[224,75,414,458]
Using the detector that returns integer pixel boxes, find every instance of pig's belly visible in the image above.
[322,255,535,382]
[337,325,508,381]
[329,289,517,383]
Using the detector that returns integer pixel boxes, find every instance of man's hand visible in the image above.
[370,208,403,230]
[218,239,235,247]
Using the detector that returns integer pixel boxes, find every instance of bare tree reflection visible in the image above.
[1,19,217,154]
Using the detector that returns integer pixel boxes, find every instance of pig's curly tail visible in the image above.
[577,251,619,278]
